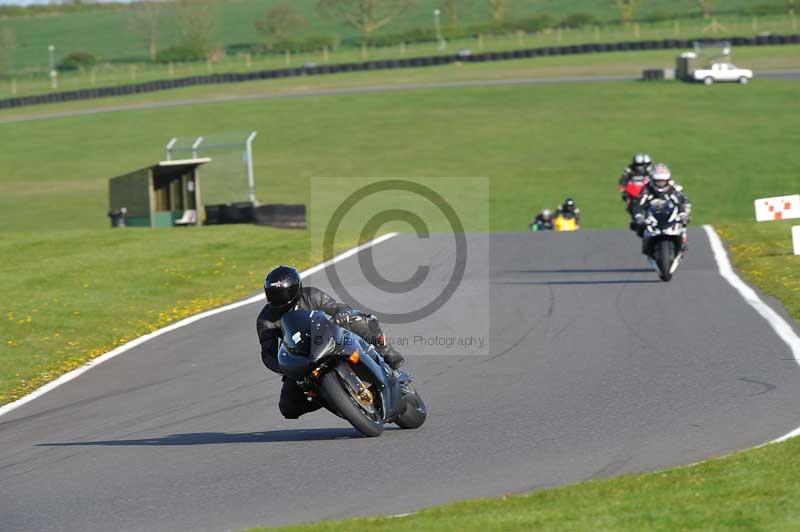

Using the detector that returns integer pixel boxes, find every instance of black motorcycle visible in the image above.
[277,310,427,437]
[642,198,686,282]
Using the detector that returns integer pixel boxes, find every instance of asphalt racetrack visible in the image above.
[2,229,800,531]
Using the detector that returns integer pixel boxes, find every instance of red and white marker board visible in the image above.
[754,194,800,222]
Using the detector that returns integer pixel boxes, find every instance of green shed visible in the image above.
[108,158,211,228]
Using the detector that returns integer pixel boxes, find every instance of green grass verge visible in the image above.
[249,436,800,531]
[718,221,800,319]
[0,226,326,404]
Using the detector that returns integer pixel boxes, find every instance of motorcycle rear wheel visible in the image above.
[657,239,674,282]
[320,369,384,437]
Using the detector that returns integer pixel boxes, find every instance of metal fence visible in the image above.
[1,33,798,110]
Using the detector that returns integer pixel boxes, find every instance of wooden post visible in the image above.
[594,25,600,41]
[361,43,367,59]
[477,33,484,50]
[169,62,175,77]
[634,23,640,39]
[557,27,562,42]
[285,50,291,65]
[400,41,406,55]
[323,46,329,63]
[245,53,252,68]
[516,30,524,47]
[90,68,96,86]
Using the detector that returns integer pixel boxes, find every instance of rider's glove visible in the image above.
[678,212,689,224]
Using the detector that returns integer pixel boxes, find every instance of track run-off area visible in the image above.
[1,69,799,125]
[2,228,800,532]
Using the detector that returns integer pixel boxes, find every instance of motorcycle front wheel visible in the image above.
[320,368,384,437]
[656,239,674,282]
[394,384,427,430]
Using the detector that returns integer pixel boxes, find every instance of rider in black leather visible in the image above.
[256,265,405,419]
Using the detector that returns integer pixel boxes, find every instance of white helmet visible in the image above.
[650,163,672,192]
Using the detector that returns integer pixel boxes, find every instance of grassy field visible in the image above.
[250,435,800,531]
[2,76,797,233]
[2,13,797,99]
[1,0,790,72]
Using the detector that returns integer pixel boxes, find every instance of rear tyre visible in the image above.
[394,386,427,430]
[320,370,384,437]
[703,77,714,85]
[739,76,749,84]
[656,240,674,282]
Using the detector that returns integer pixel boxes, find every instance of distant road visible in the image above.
[2,70,798,125]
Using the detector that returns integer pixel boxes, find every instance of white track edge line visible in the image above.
[0,232,399,419]
[703,225,800,443]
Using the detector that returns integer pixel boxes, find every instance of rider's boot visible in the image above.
[376,338,405,370]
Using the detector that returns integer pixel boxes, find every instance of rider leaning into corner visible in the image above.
[631,163,692,253]
[256,266,405,419]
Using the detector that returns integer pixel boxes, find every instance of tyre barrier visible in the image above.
[642,69,666,81]
[2,33,798,110]
[254,204,306,229]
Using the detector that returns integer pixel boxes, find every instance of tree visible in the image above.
[489,0,507,24]
[698,0,712,18]
[255,2,306,47]
[444,0,459,29]
[0,27,15,75]
[613,0,636,25]
[175,0,220,58]
[316,0,416,41]
[128,2,163,62]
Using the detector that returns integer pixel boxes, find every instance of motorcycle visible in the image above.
[641,198,686,282]
[621,175,649,215]
[554,213,579,232]
[277,310,427,437]
[529,219,553,232]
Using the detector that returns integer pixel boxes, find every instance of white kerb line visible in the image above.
[703,225,800,442]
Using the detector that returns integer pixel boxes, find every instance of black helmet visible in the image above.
[264,266,302,311]
[563,197,576,210]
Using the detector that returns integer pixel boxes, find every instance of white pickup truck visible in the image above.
[693,62,754,85]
